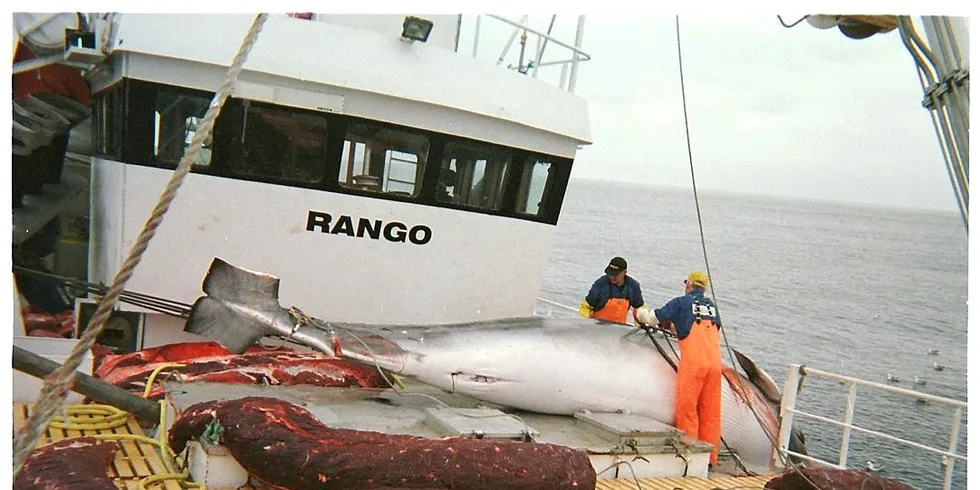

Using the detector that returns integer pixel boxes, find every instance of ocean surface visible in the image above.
[538,178,969,489]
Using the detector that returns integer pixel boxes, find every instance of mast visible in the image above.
[792,15,970,231]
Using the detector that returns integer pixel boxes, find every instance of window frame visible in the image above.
[92,77,574,225]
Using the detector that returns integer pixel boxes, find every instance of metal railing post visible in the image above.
[472,15,481,58]
[838,382,858,467]
[496,15,528,66]
[532,14,556,79]
[943,407,962,490]
[567,15,586,93]
[775,364,802,469]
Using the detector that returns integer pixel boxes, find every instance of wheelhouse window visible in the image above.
[337,123,429,197]
[93,84,123,159]
[227,101,329,183]
[153,90,212,167]
[516,157,556,216]
[437,141,512,210]
[100,77,576,225]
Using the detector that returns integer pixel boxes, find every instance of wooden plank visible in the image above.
[112,415,140,478]
[139,442,179,490]
[113,444,136,478]
[654,478,682,489]
[672,477,708,490]
[115,422,152,477]
[642,479,673,490]
[596,481,623,490]
[132,427,183,490]
[599,474,776,490]
[126,416,147,436]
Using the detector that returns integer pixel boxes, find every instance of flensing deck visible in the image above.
[16,399,774,490]
[598,475,772,489]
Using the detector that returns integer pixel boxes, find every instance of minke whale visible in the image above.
[184,257,807,472]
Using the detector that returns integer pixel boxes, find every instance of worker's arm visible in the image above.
[580,279,603,318]
[654,297,683,334]
[628,278,652,325]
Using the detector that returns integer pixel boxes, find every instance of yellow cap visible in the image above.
[686,271,709,289]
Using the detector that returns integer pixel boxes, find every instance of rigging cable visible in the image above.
[672,15,826,489]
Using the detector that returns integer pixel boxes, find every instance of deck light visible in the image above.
[803,15,898,39]
[805,15,840,29]
[401,16,433,43]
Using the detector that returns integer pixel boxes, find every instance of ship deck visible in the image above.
[15,396,777,490]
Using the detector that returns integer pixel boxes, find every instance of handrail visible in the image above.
[533,297,645,329]
[484,15,592,61]
[470,15,591,93]
[776,364,967,490]
[798,366,967,407]
[535,297,579,313]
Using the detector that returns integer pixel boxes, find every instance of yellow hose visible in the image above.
[47,363,204,489]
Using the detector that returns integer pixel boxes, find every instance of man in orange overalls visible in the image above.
[579,256,652,325]
[653,271,723,466]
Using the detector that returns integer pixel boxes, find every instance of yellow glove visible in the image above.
[579,300,594,318]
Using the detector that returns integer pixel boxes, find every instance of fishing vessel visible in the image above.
[11,12,969,490]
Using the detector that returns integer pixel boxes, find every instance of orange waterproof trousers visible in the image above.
[675,319,722,464]
[592,297,630,324]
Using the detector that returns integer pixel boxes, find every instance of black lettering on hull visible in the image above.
[409,226,432,245]
[306,211,331,232]
[305,210,432,245]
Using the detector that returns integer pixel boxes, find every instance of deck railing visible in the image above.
[469,15,591,93]
[775,364,967,490]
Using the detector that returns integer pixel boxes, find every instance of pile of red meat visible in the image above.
[20,306,76,339]
[764,467,916,489]
[94,342,389,399]
[170,396,597,490]
[14,438,119,490]
[19,307,116,367]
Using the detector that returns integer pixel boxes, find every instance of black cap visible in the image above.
[605,256,627,275]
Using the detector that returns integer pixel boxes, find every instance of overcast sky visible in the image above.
[6,8,967,213]
[455,14,966,212]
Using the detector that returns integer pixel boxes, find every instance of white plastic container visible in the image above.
[186,441,249,489]
[13,336,93,404]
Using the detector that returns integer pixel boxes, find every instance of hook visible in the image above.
[777,15,810,28]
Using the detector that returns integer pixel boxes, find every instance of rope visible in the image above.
[12,13,270,476]
[20,359,199,489]
[673,16,824,489]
